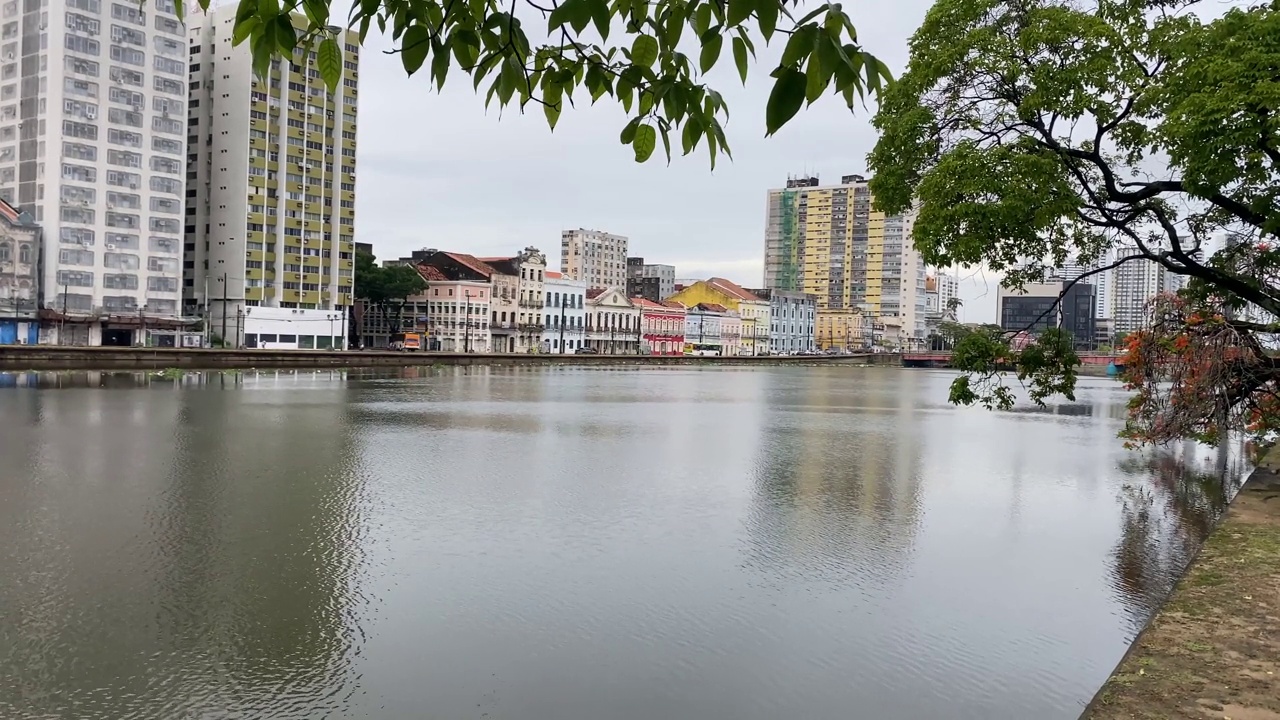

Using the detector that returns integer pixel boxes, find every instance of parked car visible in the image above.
[575,347,599,354]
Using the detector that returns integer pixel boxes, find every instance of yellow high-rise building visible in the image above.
[184,8,358,340]
[763,174,925,348]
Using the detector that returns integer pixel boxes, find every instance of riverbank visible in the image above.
[1082,450,1280,719]
[0,345,903,371]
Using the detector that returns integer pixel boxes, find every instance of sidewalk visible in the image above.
[1083,451,1280,719]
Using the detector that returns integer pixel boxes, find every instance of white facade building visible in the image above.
[541,270,585,353]
[1111,244,1185,336]
[239,305,346,349]
[560,228,628,290]
[185,7,359,341]
[0,0,190,344]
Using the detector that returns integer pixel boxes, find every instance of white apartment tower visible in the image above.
[184,7,358,339]
[0,0,188,344]
[1111,244,1185,336]
[561,228,628,290]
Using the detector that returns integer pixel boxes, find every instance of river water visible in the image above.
[0,366,1248,719]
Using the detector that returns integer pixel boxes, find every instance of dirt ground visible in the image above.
[1085,460,1280,720]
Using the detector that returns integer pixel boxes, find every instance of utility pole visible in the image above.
[59,282,67,345]
[464,289,472,353]
[558,295,565,353]
[203,274,210,347]
[219,272,228,348]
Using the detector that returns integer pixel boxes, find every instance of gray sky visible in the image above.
[352,0,1004,322]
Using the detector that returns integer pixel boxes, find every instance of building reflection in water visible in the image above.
[0,370,365,719]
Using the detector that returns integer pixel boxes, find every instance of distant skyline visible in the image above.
[350,0,1005,321]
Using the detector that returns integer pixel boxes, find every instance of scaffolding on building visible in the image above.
[777,190,799,291]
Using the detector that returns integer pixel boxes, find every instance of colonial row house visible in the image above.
[0,198,40,345]
[631,298,686,355]
[585,287,641,354]
[666,277,770,355]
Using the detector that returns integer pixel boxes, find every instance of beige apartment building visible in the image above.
[560,228,628,290]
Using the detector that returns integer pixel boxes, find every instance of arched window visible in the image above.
[18,243,30,264]
[0,241,10,262]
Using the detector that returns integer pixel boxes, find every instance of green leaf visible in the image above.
[631,35,659,68]
[781,24,817,67]
[431,37,450,88]
[732,36,748,84]
[589,0,610,41]
[805,56,826,104]
[681,116,702,155]
[620,116,641,144]
[765,67,805,135]
[451,29,480,68]
[232,15,259,45]
[400,25,430,75]
[301,0,328,26]
[251,20,276,78]
[316,36,342,92]
[544,98,562,130]
[632,123,657,162]
[258,0,278,20]
[234,0,257,24]
[726,0,753,27]
[659,125,672,162]
[756,0,777,40]
[274,15,297,53]
[699,34,722,73]
[548,0,579,30]
[694,3,712,36]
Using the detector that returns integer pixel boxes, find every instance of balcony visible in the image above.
[518,323,545,332]
[517,300,544,309]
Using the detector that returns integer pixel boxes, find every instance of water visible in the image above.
[0,366,1249,719]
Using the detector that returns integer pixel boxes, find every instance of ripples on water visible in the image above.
[0,367,1251,719]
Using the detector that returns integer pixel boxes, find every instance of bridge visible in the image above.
[903,351,1124,368]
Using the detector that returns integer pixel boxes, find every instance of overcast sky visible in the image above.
[352,0,1004,323]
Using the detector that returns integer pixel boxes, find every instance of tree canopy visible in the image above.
[189,0,891,166]
[355,251,428,332]
[868,0,1280,444]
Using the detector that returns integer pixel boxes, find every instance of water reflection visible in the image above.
[1110,442,1248,627]
[0,368,1254,720]
[0,374,365,719]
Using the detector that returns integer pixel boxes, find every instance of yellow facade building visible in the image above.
[816,309,869,350]
[185,8,358,333]
[666,278,770,355]
[763,174,926,349]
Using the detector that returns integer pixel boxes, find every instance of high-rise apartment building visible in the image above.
[0,0,189,344]
[184,7,358,342]
[1111,244,1184,336]
[561,228,627,290]
[625,256,675,302]
[763,174,927,344]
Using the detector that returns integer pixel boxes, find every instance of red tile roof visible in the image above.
[545,271,563,280]
[416,264,449,282]
[661,300,686,310]
[441,252,499,277]
[630,298,670,309]
[586,288,607,299]
[698,303,729,313]
[708,277,762,302]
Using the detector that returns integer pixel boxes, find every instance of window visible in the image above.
[147,276,178,292]
[107,128,142,147]
[110,24,145,46]
[152,136,182,155]
[60,227,95,246]
[106,211,140,229]
[111,3,144,25]
[150,176,181,195]
[152,96,183,115]
[107,107,143,127]
[61,185,96,204]
[154,76,182,95]
[150,156,180,174]
[62,162,97,182]
[62,141,97,161]
[106,191,140,209]
[110,45,145,66]
[64,78,98,99]
[153,35,182,57]
[59,248,95,266]
[57,271,96,288]
[63,120,97,140]
[149,236,178,254]
[149,196,180,214]
[153,56,183,75]
[149,217,179,234]
[105,251,141,269]
[110,66,144,87]
[154,13,181,33]
[65,56,100,77]
[103,274,138,290]
[107,149,141,167]
[65,35,99,56]
[105,232,139,249]
[108,86,144,107]
[65,12,100,34]
[68,0,101,11]
[152,116,182,135]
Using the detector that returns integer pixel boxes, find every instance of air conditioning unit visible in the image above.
[105,243,116,250]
